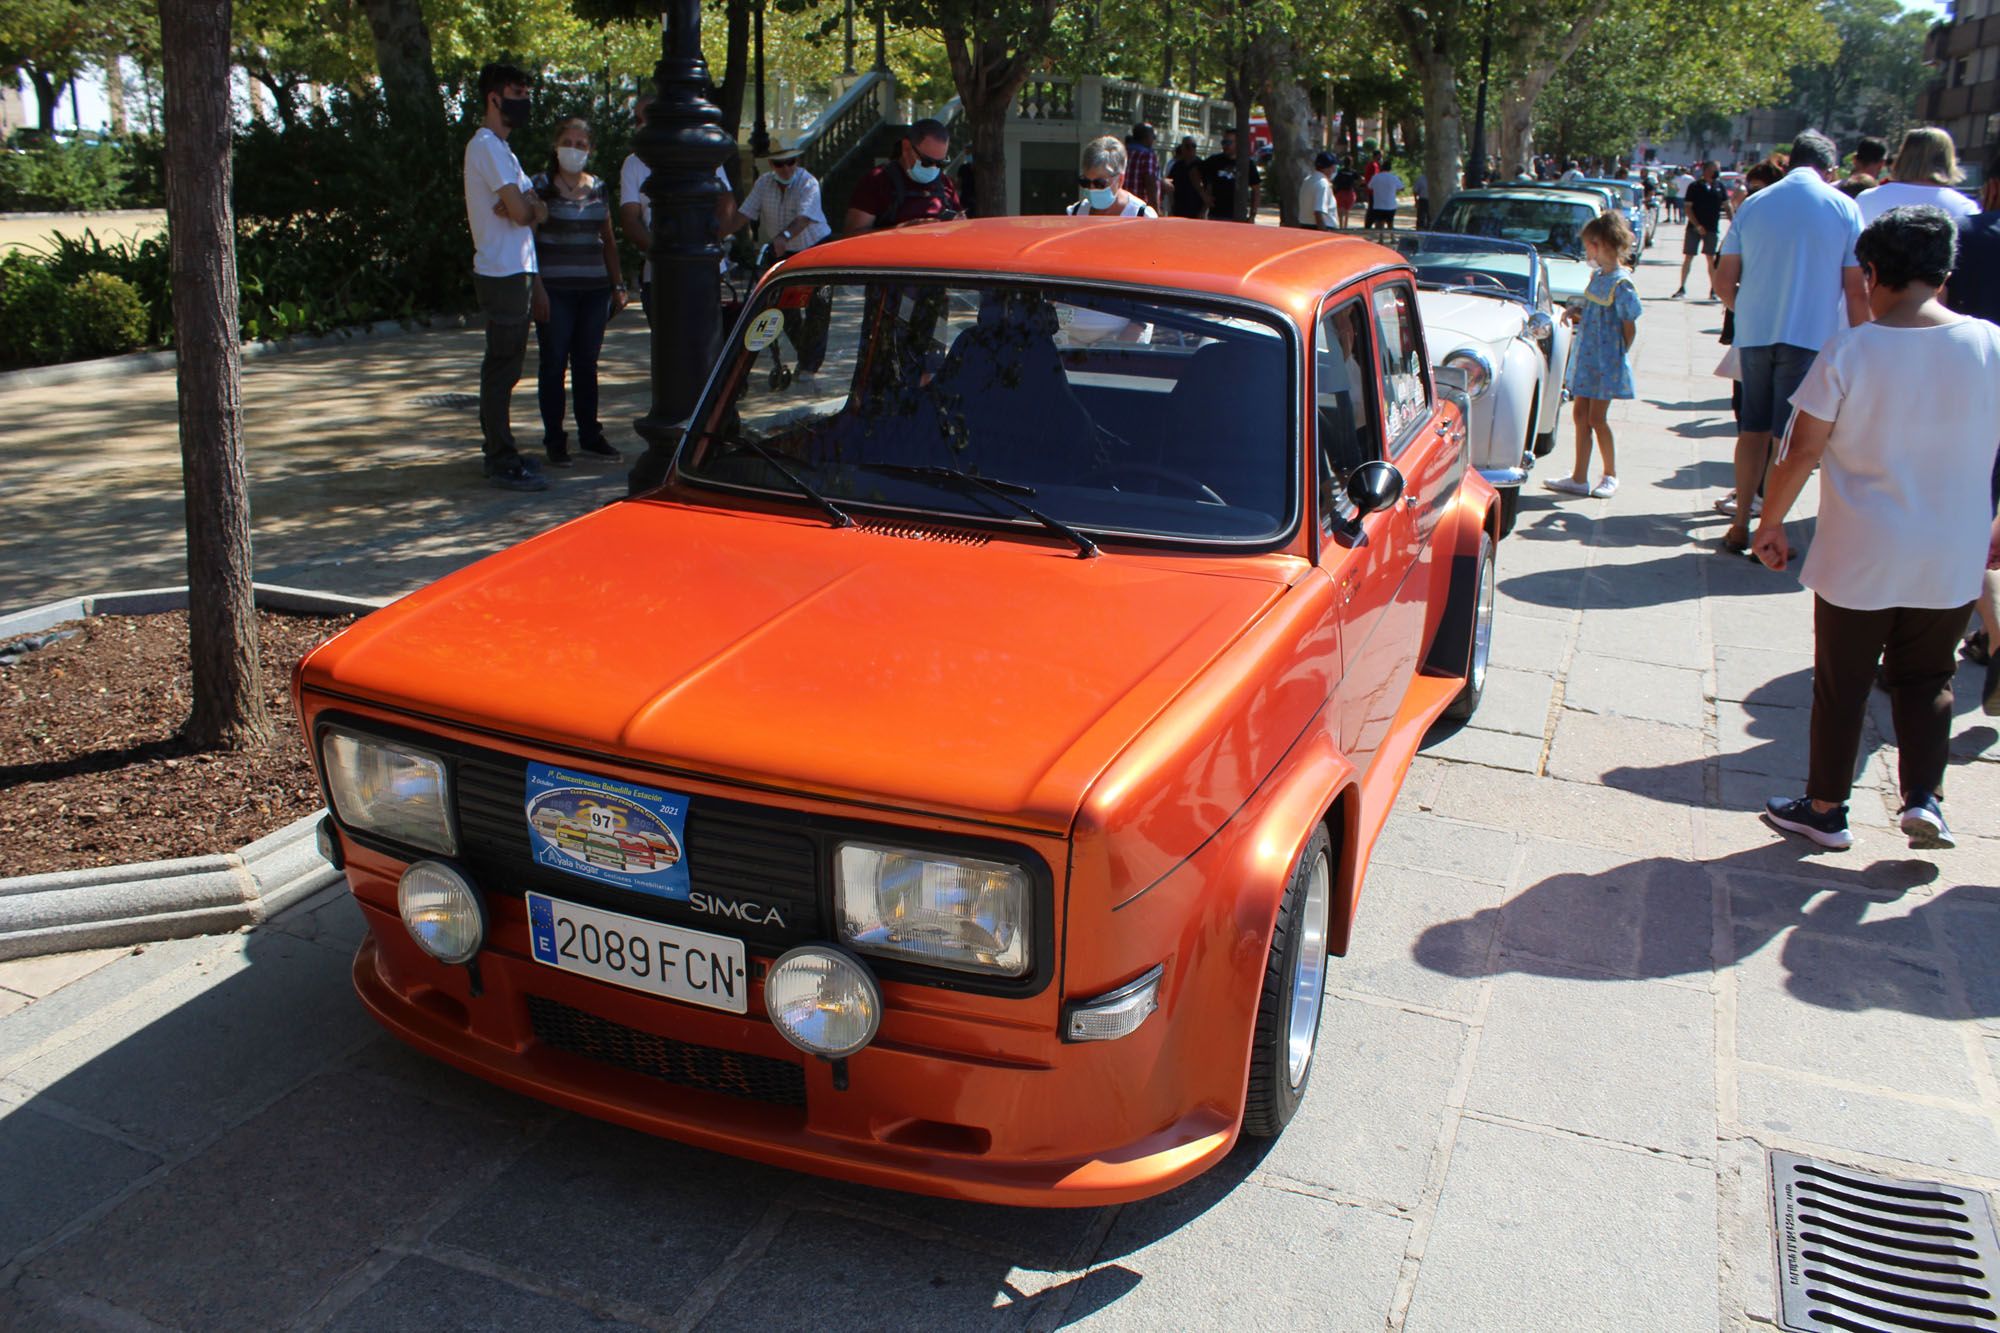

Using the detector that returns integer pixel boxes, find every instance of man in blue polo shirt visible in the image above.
[1713,130,1869,554]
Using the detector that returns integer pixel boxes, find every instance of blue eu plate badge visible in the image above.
[524,763,690,899]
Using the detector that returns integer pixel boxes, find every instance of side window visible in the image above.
[1314,299,1381,528]
[1369,282,1430,452]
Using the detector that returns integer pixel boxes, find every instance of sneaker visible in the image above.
[1670,289,1685,299]
[1899,795,1955,850]
[1962,630,1990,667]
[485,457,549,492]
[1590,476,1619,499]
[544,446,575,469]
[1714,493,1761,518]
[577,437,622,462]
[1543,476,1591,496]
[1763,795,1854,850]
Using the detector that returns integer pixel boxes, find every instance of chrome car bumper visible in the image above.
[1479,466,1529,489]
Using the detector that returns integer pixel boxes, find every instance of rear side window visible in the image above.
[1369,283,1429,453]
[1313,299,1379,528]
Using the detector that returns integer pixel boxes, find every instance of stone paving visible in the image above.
[3,221,2000,1330]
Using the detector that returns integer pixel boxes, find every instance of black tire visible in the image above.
[1442,531,1496,722]
[1243,825,1334,1139]
[1497,487,1519,538]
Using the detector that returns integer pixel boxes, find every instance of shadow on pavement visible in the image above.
[0,905,1272,1330]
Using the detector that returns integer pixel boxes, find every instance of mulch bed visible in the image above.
[0,610,356,878]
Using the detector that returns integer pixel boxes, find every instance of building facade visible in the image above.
[1924,0,2000,161]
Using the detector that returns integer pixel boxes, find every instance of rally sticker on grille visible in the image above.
[524,763,690,899]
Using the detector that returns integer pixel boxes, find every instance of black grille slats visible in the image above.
[527,995,806,1109]
[450,752,822,948]
[1772,1151,2000,1331]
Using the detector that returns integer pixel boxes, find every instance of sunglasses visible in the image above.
[913,148,949,169]
[1078,175,1115,190]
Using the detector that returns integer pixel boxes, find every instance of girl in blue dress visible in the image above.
[1544,211,1641,500]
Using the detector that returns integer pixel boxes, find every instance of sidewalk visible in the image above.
[2,221,1999,1330]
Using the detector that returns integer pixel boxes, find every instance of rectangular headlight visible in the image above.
[320,729,455,856]
[835,842,1031,977]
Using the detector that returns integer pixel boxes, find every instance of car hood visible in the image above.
[1414,289,1525,354]
[301,501,1299,833]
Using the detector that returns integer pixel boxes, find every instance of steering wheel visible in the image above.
[1460,271,1511,292]
[1088,462,1227,506]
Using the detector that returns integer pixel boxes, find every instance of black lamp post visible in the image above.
[843,0,857,76]
[627,0,739,496]
[1466,0,1495,187]
[874,4,888,73]
[751,0,770,159]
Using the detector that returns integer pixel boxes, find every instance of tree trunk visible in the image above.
[360,0,442,133]
[942,16,1053,220]
[1495,1,1611,179]
[1255,31,1314,228]
[159,0,269,750]
[717,0,749,149]
[26,67,59,133]
[1414,49,1462,204]
[968,99,1009,219]
[106,58,128,134]
[1497,95,1533,180]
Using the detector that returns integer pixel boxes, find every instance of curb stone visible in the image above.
[0,809,341,960]
[0,583,380,959]
[0,314,480,394]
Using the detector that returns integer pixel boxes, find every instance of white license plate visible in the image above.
[525,892,749,1015]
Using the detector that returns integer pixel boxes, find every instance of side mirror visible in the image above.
[1526,310,1555,345]
[1347,460,1406,516]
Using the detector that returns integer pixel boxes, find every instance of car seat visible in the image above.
[930,291,1097,484]
[1155,337,1289,519]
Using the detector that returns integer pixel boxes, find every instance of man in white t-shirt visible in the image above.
[1670,169,1694,222]
[1365,161,1403,231]
[1751,204,2000,853]
[464,61,548,491]
[618,93,739,324]
[1298,152,1336,229]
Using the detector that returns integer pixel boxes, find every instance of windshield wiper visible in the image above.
[704,431,851,528]
[853,463,1098,559]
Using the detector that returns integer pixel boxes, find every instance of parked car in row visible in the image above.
[1430,187,1602,306]
[296,218,1503,1207]
[1577,177,1656,248]
[1392,233,1572,534]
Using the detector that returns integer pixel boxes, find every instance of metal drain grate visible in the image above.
[1771,1150,2000,1331]
[415,392,480,410]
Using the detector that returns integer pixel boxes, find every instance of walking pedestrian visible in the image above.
[1669,166,1694,222]
[1672,161,1730,299]
[1857,127,1980,224]
[1123,123,1162,213]
[1837,136,1887,199]
[1364,158,1404,231]
[1543,211,1640,501]
[1753,206,2000,851]
[1944,149,2000,715]
[845,119,964,230]
[1715,131,1869,556]
[1331,158,1362,229]
[464,61,549,492]
[1164,137,1209,218]
[1202,131,1259,222]
[619,93,737,324]
[723,137,831,376]
[1299,151,1336,229]
[528,117,626,469]
[1066,135,1159,217]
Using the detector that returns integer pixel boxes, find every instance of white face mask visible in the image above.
[556,146,589,174]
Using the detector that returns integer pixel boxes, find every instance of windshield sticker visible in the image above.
[744,309,784,352]
[525,763,690,899]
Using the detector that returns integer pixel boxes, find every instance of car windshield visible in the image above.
[1389,233,1535,301]
[676,278,1297,544]
[1433,196,1594,258]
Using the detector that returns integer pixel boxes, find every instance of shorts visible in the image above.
[1736,342,1816,437]
[1682,225,1718,257]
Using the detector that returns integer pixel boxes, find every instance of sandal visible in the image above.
[1719,530,1751,556]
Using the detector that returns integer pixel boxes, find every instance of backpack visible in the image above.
[874,165,958,230]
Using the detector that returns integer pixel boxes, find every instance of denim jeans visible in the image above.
[537,285,613,449]
[473,272,532,464]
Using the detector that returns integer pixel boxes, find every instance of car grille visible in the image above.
[453,751,823,949]
[527,995,807,1109]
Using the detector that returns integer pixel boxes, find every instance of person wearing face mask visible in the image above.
[1064,136,1158,218]
[528,117,626,469]
[464,61,550,492]
[724,138,832,375]
[844,119,963,232]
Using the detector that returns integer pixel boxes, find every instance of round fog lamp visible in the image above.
[398,860,485,965]
[765,946,881,1058]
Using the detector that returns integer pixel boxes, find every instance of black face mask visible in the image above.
[498,96,530,129]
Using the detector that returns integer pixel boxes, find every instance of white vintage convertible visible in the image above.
[1392,233,1574,536]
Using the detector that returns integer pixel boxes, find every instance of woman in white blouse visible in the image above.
[1856,128,1980,224]
[1067,136,1159,218]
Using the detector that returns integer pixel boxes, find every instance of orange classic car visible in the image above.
[296,217,1499,1206]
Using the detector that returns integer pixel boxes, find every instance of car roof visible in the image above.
[1441,188,1600,209]
[779,216,1407,324]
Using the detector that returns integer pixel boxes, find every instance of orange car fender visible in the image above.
[1221,723,1361,957]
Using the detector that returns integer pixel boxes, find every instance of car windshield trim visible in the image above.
[851,463,1099,558]
[670,274,1309,553]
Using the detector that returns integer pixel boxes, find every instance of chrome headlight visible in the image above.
[835,842,1031,977]
[766,945,882,1057]
[1442,348,1494,398]
[398,860,485,964]
[321,728,455,855]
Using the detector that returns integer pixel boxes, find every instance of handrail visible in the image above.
[796,70,893,182]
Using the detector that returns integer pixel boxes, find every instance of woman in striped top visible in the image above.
[530,118,628,466]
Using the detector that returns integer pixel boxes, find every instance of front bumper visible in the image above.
[1478,465,1529,489]
[351,899,1236,1207]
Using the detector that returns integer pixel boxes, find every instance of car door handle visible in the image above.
[1401,493,1418,510]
